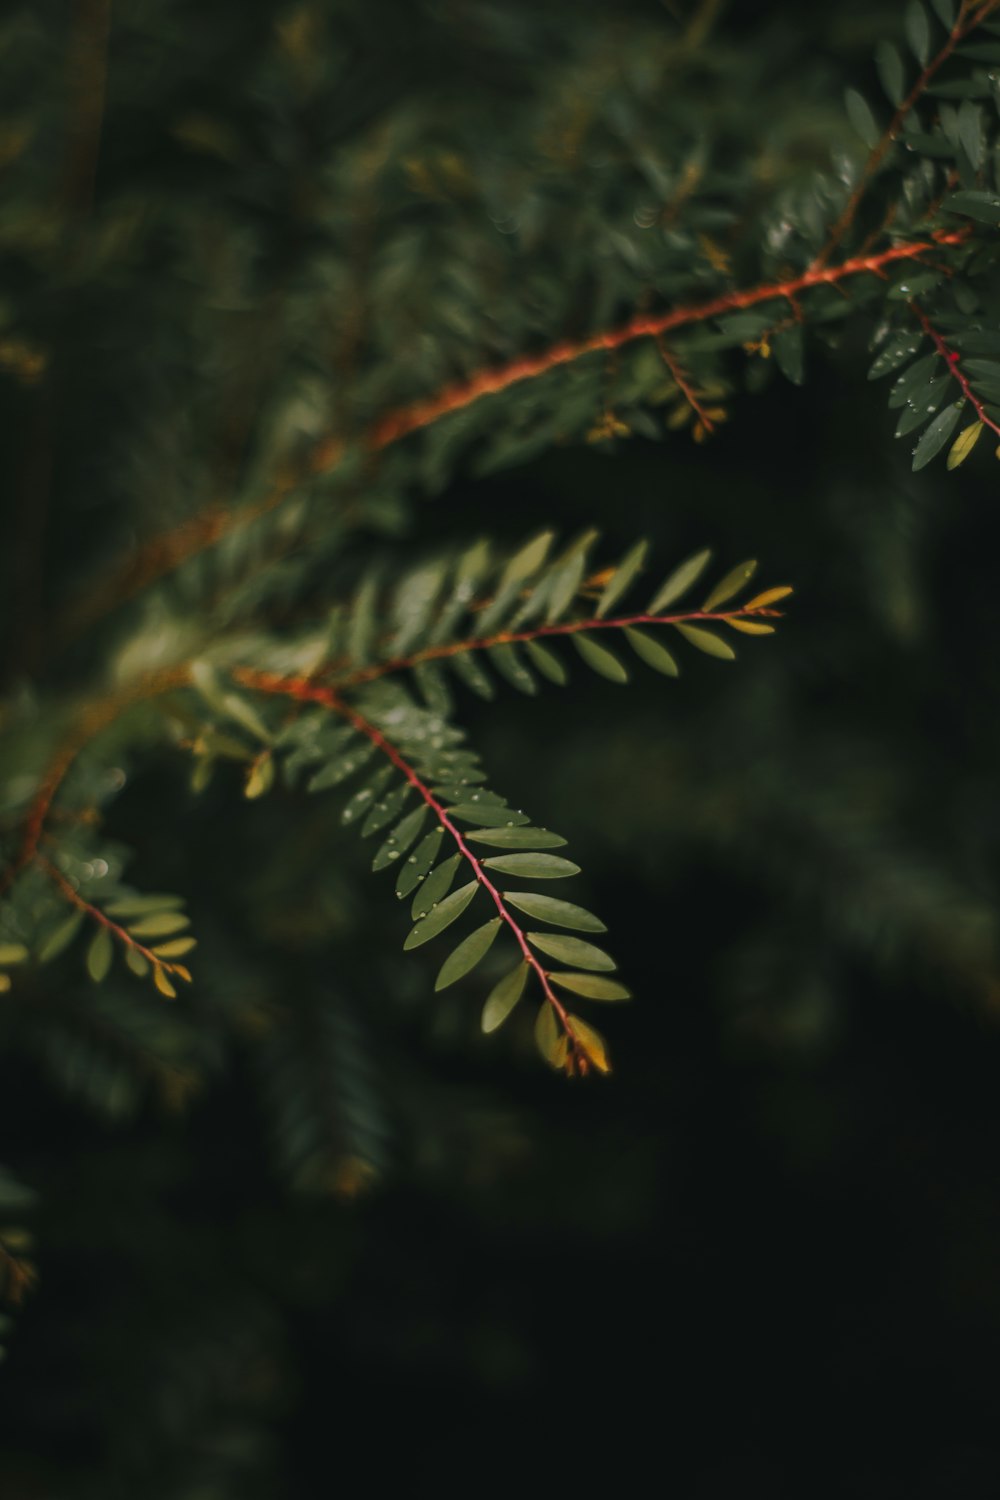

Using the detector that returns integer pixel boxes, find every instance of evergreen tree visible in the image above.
[4,0,1000,1492]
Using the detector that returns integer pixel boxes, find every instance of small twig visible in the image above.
[910,299,1000,443]
[655,334,717,434]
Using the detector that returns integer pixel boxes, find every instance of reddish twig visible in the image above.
[235,669,592,1069]
[910,299,1000,442]
[654,334,717,433]
[813,0,1000,268]
[360,233,968,452]
[37,854,191,983]
[330,602,786,690]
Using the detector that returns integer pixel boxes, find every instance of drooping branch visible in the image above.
[235,669,593,1071]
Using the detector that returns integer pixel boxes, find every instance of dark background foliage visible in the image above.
[3,0,1000,1495]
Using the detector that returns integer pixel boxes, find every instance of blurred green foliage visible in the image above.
[4,0,1000,1493]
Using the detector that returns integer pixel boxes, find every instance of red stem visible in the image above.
[332,603,784,688]
[655,335,716,432]
[37,855,183,974]
[354,233,969,456]
[234,670,585,1061]
[909,299,1000,441]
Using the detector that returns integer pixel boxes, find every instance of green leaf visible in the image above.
[434,918,502,990]
[527,932,616,972]
[524,639,567,685]
[397,827,445,898]
[875,40,906,105]
[447,802,529,827]
[888,353,937,408]
[125,946,150,978]
[483,854,581,879]
[929,0,954,25]
[348,574,379,666]
[503,892,606,932]
[373,804,429,872]
[959,99,984,168]
[912,401,964,470]
[404,880,479,949]
[465,826,567,849]
[942,191,1000,224]
[481,962,529,1033]
[244,754,275,800]
[477,533,554,634]
[545,531,598,624]
[306,741,376,792]
[624,627,679,677]
[673,622,736,660]
[341,766,394,824]
[549,971,632,1001]
[499,531,554,592]
[411,854,462,920]
[868,331,923,380]
[571,633,629,683]
[361,781,412,837]
[487,644,537,695]
[772,324,805,386]
[0,944,29,965]
[413,659,453,716]
[150,937,197,958]
[534,1002,562,1066]
[595,540,648,618]
[391,560,448,656]
[217,692,273,746]
[37,910,85,964]
[127,912,191,939]
[845,88,879,149]
[449,650,495,699]
[905,0,930,67]
[947,420,983,470]
[702,559,757,611]
[648,548,712,611]
[86,926,113,984]
[567,1014,611,1073]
